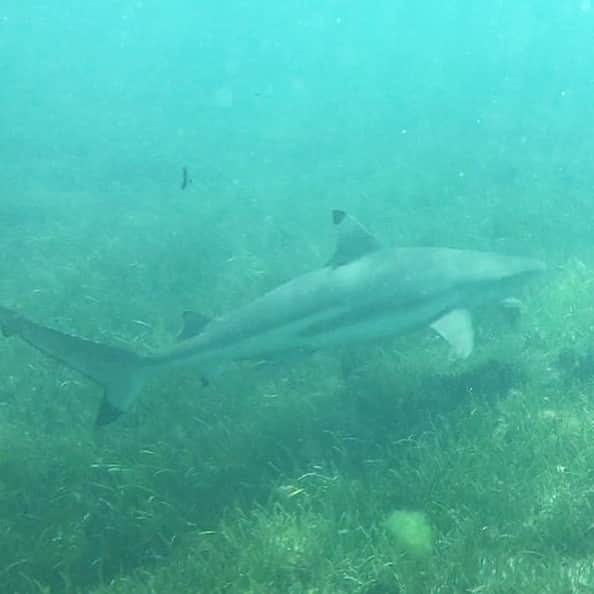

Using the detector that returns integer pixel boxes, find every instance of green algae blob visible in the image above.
[385,510,433,559]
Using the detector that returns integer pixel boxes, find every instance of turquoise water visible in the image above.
[1,2,594,593]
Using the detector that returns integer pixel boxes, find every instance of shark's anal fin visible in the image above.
[431,308,474,359]
[327,210,382,268]
[96,395,125,426]
[500,297,524,325]
[178,311,211,341]
[0,306,23,337]
[0,306,147,426]
[177,311,211,387]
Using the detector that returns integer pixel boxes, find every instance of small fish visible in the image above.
[181,166,192,190]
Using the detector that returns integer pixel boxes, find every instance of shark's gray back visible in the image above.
[161,246,544,363]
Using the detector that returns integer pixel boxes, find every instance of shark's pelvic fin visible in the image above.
[0,307,147,426]
[177,310,211,341]
[328,210,382,267]
[430,308,474,359]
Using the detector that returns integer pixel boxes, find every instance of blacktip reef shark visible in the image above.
[0,210,545,427]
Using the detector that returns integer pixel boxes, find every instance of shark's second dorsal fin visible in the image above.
[178,311,211,341]
[327,210,382,267]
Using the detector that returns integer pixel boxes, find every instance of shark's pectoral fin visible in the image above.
[431,308,474,359]
[327,210,382,267]
[178,311,211,341]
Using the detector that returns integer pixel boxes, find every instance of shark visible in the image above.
[0,210,545,426]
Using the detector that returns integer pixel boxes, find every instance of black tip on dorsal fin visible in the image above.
[327,209,382,268]
[332,209,347,225]
[177,311,211,341]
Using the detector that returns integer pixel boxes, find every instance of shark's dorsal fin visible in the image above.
[178,311,211,341]
[327,210,382,267]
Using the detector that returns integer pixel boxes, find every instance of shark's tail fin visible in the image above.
[0,306,149,427]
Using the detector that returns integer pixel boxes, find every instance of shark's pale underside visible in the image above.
[0,210,545,426]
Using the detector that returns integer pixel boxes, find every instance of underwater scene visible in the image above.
[1,1,594,593]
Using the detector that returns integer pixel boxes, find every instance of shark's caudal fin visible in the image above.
[0,307,148,426]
